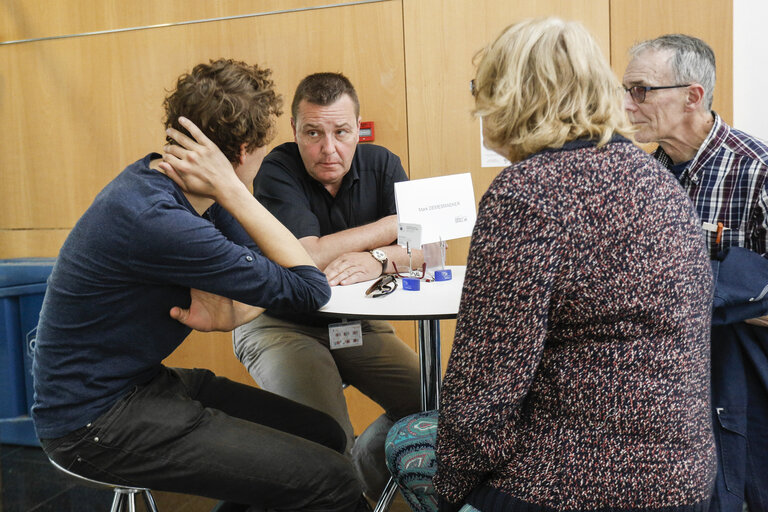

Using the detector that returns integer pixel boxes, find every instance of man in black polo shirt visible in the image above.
[233,73,421,500]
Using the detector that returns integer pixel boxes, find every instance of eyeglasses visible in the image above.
[392,262,430,281]
[365,274,398,298]
[623,84,690,104]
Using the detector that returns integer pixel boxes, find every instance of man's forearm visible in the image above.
[301,215,399,269]
[221,186,316,269]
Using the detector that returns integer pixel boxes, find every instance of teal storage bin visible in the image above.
[0,258,56,446]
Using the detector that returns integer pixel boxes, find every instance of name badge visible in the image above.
[329,321,363,350]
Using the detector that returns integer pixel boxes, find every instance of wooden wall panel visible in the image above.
[610,0,733,125]
[1,0,407,235]
[403,0,611,267]
[0,230,70,259]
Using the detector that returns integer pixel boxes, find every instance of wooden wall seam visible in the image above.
[0,0,394,45]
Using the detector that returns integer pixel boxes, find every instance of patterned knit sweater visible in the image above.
[434,136,716,511]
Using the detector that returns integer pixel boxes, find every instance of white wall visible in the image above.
[733,0,768,141]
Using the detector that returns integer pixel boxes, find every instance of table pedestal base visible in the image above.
[419,318,442,410]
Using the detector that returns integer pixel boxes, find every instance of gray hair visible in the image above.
[630,34,716,110]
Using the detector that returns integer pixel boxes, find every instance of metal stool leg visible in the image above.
[373,476,399,512]
[111,488,141,512]
[127,490,137,512]
[143,490,160,512]
[110,490,124,512]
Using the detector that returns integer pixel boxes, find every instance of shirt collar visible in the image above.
[681,111,728,179]
[537,133,632,155]
[654,112,727,181]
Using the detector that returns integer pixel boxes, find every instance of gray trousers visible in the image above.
[233,314,421,497]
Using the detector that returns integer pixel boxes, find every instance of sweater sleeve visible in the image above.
[433,188,567,504]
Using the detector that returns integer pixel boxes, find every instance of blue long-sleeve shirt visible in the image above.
[32,154,330,439]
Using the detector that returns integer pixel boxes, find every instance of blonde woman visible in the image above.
[385,18,715,512]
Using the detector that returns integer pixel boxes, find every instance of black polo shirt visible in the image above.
[253,142,408,324]
[254,142,407,238]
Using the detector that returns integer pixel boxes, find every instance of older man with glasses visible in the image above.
[624,34,768,512]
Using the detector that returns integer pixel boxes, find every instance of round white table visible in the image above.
[317,266,465,512]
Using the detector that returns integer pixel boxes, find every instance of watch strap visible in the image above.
[370,250,388,275]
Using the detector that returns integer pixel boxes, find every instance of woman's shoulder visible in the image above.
[482,140,680,230]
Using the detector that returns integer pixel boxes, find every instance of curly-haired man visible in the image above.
[32,59,366,512]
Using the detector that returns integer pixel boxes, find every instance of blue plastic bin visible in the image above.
[0,258,56,446]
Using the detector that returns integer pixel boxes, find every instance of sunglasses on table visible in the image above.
[365,274,398,298]
[623,84,690,103]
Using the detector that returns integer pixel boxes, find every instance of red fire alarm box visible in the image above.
[359,121,375,142]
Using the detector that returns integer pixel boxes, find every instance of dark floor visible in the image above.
[0,443,217,512]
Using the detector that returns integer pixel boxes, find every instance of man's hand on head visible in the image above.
[325,251,383,286]
[159,117,243,201]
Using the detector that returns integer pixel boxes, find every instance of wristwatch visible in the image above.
[369,249,388,276]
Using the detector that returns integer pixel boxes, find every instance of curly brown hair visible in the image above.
[163,59,283,163]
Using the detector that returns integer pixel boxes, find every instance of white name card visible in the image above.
[479,118,512,168]
[394,173,477,246]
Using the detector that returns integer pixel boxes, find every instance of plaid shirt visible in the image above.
[655,112,768,258]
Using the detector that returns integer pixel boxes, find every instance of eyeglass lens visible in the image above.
[625,84,690,104]
[627,86,646,103]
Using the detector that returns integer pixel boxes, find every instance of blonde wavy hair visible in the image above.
[474,17,632,162]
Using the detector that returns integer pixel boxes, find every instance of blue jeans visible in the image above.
[41,367,362,511]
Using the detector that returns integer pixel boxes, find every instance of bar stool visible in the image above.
[47,457,159,512]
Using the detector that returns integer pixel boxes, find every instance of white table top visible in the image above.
[317,266,466,320]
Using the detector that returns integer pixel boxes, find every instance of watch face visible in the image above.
[371,249,387,261]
